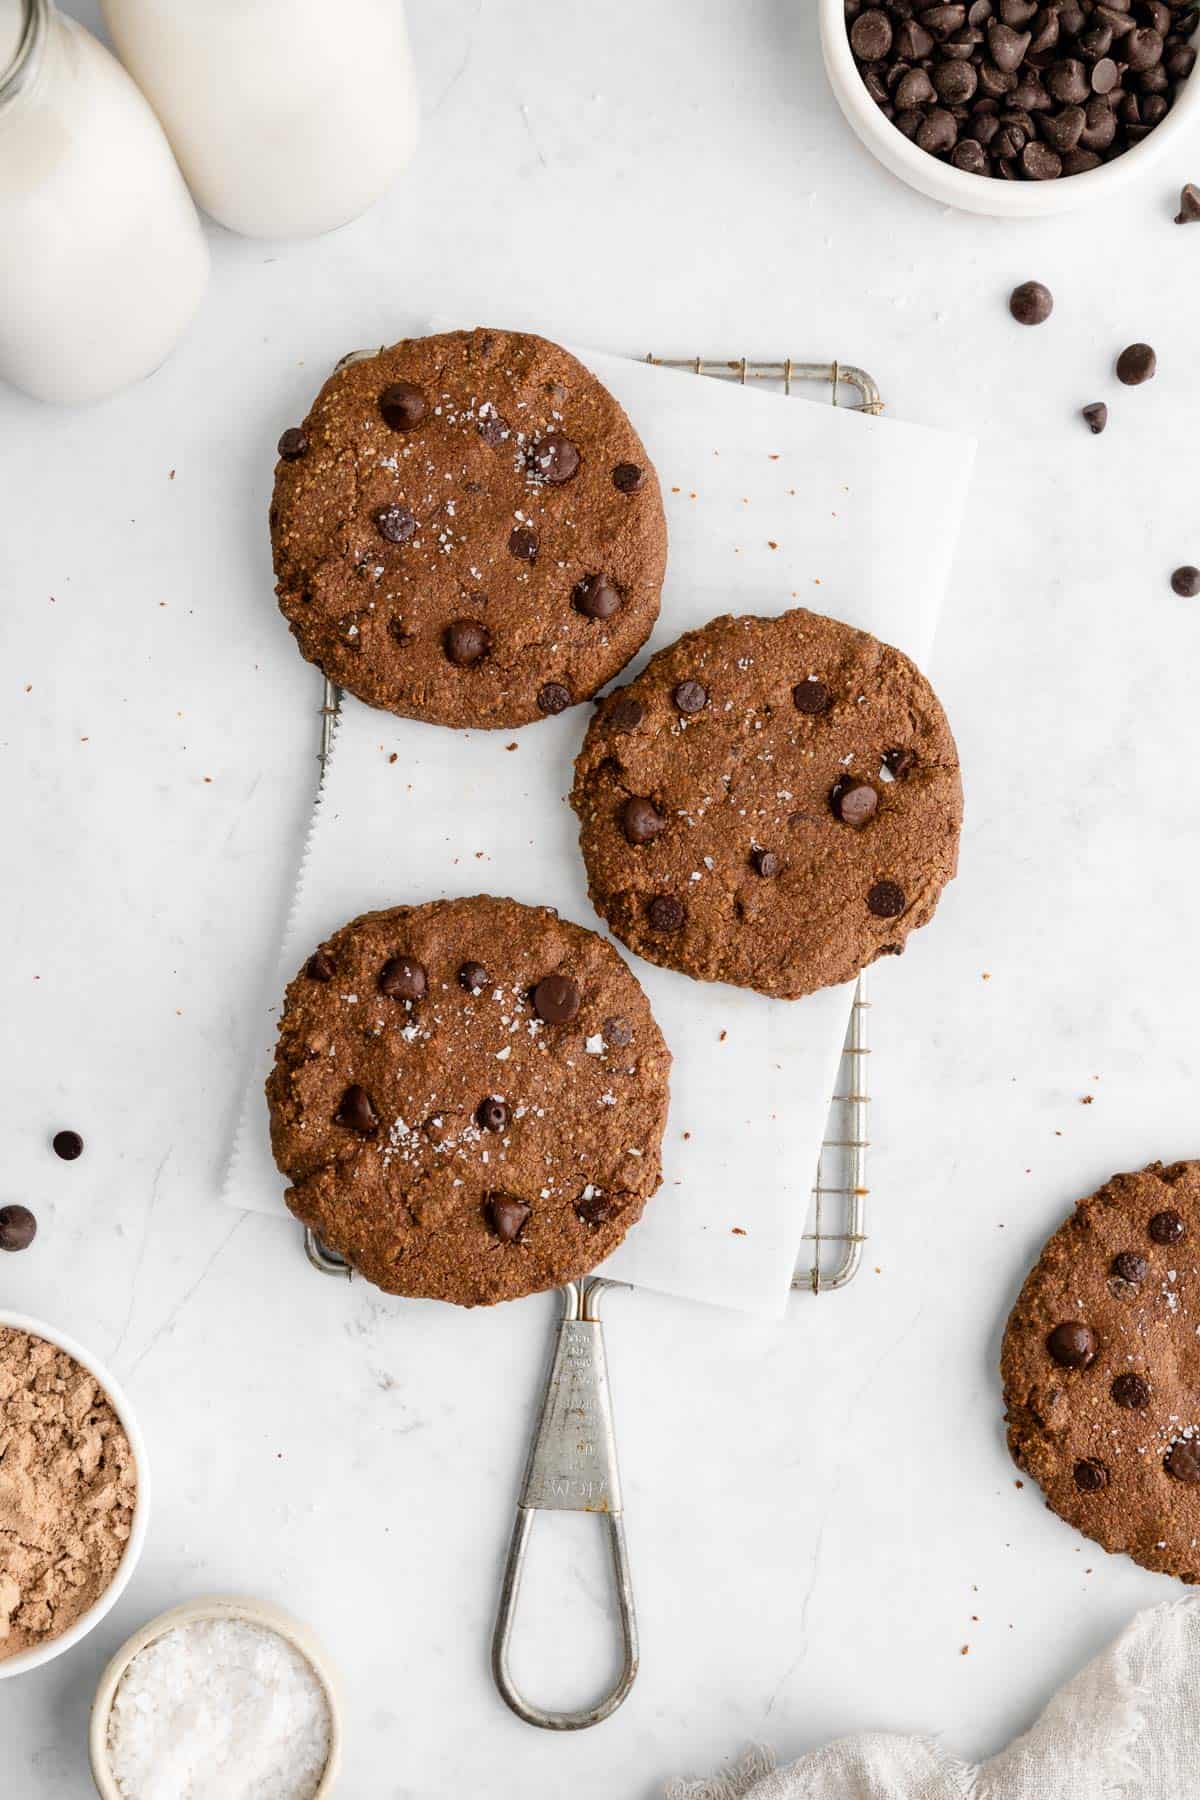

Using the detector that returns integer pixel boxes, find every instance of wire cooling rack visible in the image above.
[304,353,881,1297]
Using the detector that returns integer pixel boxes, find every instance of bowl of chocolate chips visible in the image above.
[821,0,1200,213]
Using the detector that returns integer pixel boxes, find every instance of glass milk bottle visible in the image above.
[0,0,208,405]
[102,0,421,240]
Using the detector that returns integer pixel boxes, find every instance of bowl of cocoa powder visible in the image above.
[0,1314,149,1678]
[820,0,1200,215]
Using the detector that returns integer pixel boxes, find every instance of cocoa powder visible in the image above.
[0,1326,137,1661]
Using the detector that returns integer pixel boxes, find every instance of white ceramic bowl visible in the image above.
[0,1312,149,1680]
[819,0,1200,216]
[89,1595,343,1798]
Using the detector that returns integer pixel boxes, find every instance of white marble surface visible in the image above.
[4,3,1200,1794]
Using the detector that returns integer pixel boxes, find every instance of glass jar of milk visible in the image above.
[0,0,208,405]
[101,0,421,240]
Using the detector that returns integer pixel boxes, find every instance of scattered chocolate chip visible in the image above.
[508,524,539,562]
[375,503,417,544]
[607,695,643,732]
[751,848,781,878]
[1010,279,1054,324]
[793,678,830,714]
[1082,402,1108,434]
[1171,566,1200,597]
[673,679,708,715]
[621,796,667,845]
[1073,1457,1109,1491]
[532,973,581,1024]
[306,950,336,982]
[1176,182,1200,223]
[576,1191,616,1227]
[0,1205,37,1252]
[476,1096,509,1133]
[850,8,893,58]
[378,956,427,1001]
[52,1130,84,1162]
[602,1016,633,1047]
[378,382,428,431]
[884,747,916,778]
[1111,1372,1151,1409]
[1149,1208,1185,1244]
[1022,140,1063,178]
[1111,1250,1148,1285]
[277,427,308,461]
[536,681,571,716]
[832,780,880,829]
[573,574,622,620]
[613,462,645,493]
[1046,1320,1097,1367]
[1116,342,1156,385]
[1165,1439,1200,1483]
[647,894,686,932]
[335,1084,378,1135]
[443,619,491,665]
[477,408,508,447]
[486,1195,530,1242]
[528,431,580,484]
[867,880,906,919]
[458,960,489,992]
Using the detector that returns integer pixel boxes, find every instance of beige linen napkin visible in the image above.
[667,1597,1200,1798]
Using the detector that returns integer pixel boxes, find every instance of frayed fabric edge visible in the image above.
[664,1745,777,1800]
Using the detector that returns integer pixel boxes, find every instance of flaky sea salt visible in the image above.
[106,1618,331,1800]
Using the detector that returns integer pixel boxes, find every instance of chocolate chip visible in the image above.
[884,747,917,777]
[335,1084,378,1135]
[1171,566,1200,598]
[52,1129,84,1161]
[1073,1458,1109,1491]
[1046,1320,1097,1367]
[476,1097,509,1133]
[0,1205,37,1252]
[477,408,508,446]
[793,678,831,714]
[459,960,489,992]
[1166,1439,1200,1483]
[647,894,686,932]
[576,1190,616,1227]
[603,1016,633,1047]
[1111,1372,1151,1409]
[897,17,936,56]
[898,67,938,106]
[850,8,893,57]
[444,619,491,665]
[621,796,667,845]
[1126,25,1164,69]
[1022,139,1063,177]
[1176,182,1200,224]
[277,427,308,460]
[1082,402,1108,434]
[989,18,1032,68]
[486,1195,530,1242]
[375,503,417,544]
[918,106,960,152]
[378,955,427,1001]
[528,432,580,484]
[306,950,336,982]
[952,137,990,172]
[673,679,708,715]
[866,880,906,919]
[1111,1250,1148,1285]
[1116,342,1156,385]
[536,681,571,716]
[607,695,643,732]
[1149,1208,1185,1244]
[379,382,428,431]
[936,57,979,101]
[613,462,645,493]
[832,780,879,829]
[751,848,781,877]
[508,524,539,562]
[533,973,580,1024]
[573,574,622,620]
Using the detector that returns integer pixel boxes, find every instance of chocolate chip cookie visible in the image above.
[270,329,667,729]
[1003,1161,1200,1581]
[570,609,962,999]
[266,896,670,1305]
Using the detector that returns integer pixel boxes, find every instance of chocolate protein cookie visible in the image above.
[571,609,962,999]
[270,329,667,729]
[267,896,670,1305]
[1003,1161,1200,1581]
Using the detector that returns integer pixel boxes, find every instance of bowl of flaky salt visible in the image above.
[89,1595,343,1800]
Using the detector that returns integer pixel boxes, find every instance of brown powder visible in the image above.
[0,1327,137,1661]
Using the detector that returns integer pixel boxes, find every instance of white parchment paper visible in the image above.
[225,345,974,1317]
